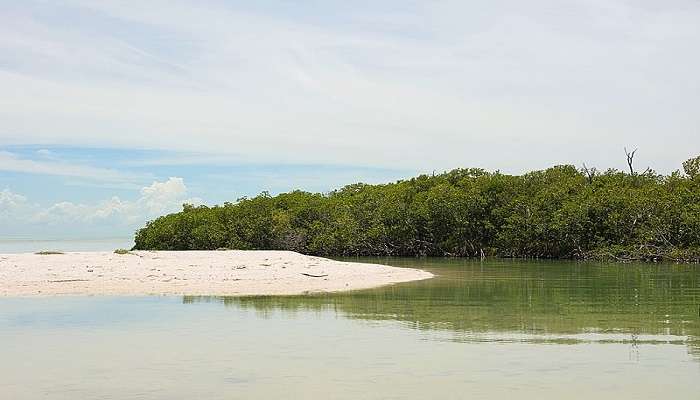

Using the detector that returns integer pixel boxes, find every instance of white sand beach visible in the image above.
[0,250,432,297]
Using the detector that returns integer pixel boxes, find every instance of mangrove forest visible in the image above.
[133,155,700,262]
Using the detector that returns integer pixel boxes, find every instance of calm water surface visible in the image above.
[1,258,699,399]
[0,238,134,253]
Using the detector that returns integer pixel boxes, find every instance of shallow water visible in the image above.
[1,258,699,399]
[0,238,134,253]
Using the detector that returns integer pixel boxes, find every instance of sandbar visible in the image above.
[0,250,433,297]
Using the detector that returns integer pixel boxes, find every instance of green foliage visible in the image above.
[133,160,700,262]
[114,248,132,255]
[35,251,64,255]
[683,155,700,179]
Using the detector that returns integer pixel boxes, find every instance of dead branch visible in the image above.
[624,147,637,174]
[582,163,597,184]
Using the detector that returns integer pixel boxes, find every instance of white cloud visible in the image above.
[137,177,188,215]
[0,151,148,183]
[35,148,55,158]
[30,177,201,226]
[0,188,28,216]
[0,1,698,173]
[31,201,91,224]
[0,178,201,239]
[33,148,63,163]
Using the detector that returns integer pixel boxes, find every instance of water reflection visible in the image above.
[3,259,699,399]
[184,258,700,354]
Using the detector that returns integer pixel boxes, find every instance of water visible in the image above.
[1,258,699,399]
[0,238,134,253]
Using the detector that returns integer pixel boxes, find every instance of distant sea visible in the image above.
[0,238,134,253]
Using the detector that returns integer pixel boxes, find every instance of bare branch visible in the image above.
[582,162,597,184]
[624,147,637,174]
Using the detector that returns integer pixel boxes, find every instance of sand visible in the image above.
[0,250,433,297]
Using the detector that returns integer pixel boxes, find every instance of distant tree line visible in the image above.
[133,155,700,262]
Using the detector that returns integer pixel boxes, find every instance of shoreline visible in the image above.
[0,250,433,297]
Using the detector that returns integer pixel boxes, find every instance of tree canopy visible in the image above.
[133,157,700,262]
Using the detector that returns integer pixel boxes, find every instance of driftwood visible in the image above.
[48,279,89,283]
[300,273,328,278]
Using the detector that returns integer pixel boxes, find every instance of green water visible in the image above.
[1,258,699,399]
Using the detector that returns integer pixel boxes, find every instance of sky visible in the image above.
[1,0,699,239]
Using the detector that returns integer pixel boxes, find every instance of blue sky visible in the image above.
[0,145,408,238]
[0,145,406,203]
[1,0,699,239]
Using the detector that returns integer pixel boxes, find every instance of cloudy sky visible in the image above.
[1,0,699,239]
